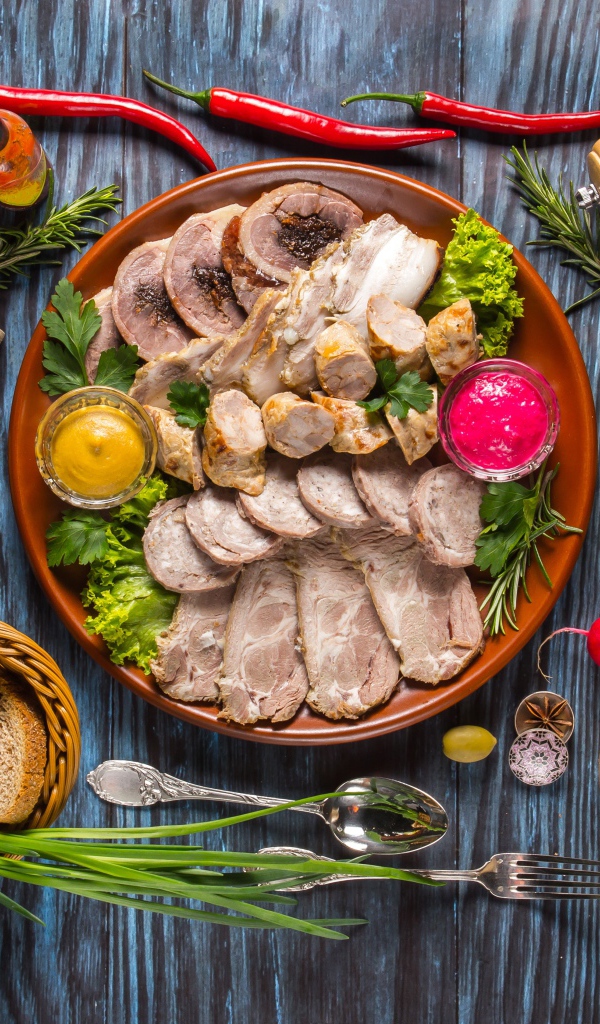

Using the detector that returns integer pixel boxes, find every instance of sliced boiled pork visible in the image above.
[236,452,323,539]
[185,486,283,566]
[352,445,431,536]
[143,496,239,593]
[297,450,373,528]
[84,287,121,382]
[408,463,486,567]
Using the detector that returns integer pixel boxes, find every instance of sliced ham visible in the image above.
[296,450,373,528]
[352,444,431,535]
[408,463,486,567]
[112,239,197,361]
[261,392,335,458]
[84,287,121,382]
[202,389,267,495]
[185,486,283,566]
[236,452,323,539]
[145,406,204,490]
[164,205,246,338]
[288,534,401,719]
[143,496,239,593]
[218,555,309,724]
[128,336,224,410]
[150,587,235,703]
[311,392,391,454]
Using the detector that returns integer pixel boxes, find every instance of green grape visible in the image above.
[442,726,497,763]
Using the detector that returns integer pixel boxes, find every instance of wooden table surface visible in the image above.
[1,1,600,1021]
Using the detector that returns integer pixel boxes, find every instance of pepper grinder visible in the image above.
[576,140,600,209]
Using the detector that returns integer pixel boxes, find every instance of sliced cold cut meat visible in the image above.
[335,527,484,684]
[314,320,376,400]
[352,444,431,535]
[221,214,285,313]
[288,535,401,719]
[112,239,197,360]
[296,450,373,528]
[202,389,267,495]
[185,486,283,566]
[84,287,121,382]
[366,294,432,379]
[145,406,204,490]
[278,251,344,395]
[238,182,363,283]
[200,288,281,394]
[218,555,309,724]
[128,336,224,409]
[261,392,335,458]
[236,452,323,538]
[425,298,479,384]
[143,496,239,593]
[164,205,247,338]
[241,290,292,406]
[385,388,438,465]
[150,587,235,702]
[408,463,486,567]
[311,392,391,454]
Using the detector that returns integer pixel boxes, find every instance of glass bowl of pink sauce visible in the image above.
[438,359,560,482]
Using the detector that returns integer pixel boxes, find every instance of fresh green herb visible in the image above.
[418,208,524,357]
[38,276,139,395]
[506,143,600,314]
[46,474,180,672]
[475,463,581,635]
[0,794,440,935]
[167,380,211,428]
[357,361,434,419]
[0,176,120,289]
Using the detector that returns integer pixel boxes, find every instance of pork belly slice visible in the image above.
[112,239,197,360]
[143,496,239,593]
[408,463,486,567]
[335,527,484,685]
[385,387,438,465]
[278,251,345,395]
[262,392,335,458]
[151,587,235,703]
[297,450,374,528]
[314,320,376,400]
[84,287,121,382]
[288,535,400,719]
[185,486,283,566]
[164,205,247,338]
[241,290,293,406]
[352,445,431,536]
[311,392,391,454]
[202,389,267,495]
[222,214,285,313]
[237,452,323,539]
[200,288,282,394]
[238,182,363,283]
[128,336,224,410]
[218,555,309,724]
[145,406,204,490]
[366,294,432,380]
[425,298,479,384]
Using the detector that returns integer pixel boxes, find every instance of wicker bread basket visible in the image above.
[0,622,80,829]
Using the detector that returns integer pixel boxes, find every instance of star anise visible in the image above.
[523,695,573,739]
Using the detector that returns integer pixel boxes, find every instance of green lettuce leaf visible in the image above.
[418,208,524,357]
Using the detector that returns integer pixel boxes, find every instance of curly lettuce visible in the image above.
[418,208,524,357]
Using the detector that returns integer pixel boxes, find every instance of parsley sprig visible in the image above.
[167,380,210,428]
[357,360,434,419]
[475,462,581,635]
[38,278,139,395]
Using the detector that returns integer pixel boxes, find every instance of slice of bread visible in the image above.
[0,675,47,825]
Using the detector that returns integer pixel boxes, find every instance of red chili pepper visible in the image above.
[341,90,600,136]
[0,84,216,171]
[143,72,456,151]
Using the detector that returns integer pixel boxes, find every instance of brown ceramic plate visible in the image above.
[8,158,597,745]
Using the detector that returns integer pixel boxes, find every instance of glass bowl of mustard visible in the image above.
[35,386,158,509]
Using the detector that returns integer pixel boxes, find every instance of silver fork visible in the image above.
[256,846,600,899]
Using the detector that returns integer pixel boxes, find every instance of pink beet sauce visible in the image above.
[447,371,550,470]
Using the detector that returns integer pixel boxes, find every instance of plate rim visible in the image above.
[8,156,598,745]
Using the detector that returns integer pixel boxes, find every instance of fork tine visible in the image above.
[510,853,600,869]
[516,878,600,888]
[518,869,600,880]
[513,891,600,900]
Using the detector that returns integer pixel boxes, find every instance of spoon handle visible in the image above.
[87,760,322,814]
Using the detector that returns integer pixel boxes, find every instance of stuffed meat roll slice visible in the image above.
[237,453,323,539]
[185,486,283,566]
[143,496,240,593]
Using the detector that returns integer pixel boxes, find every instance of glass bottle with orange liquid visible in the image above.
[0,110,49,209]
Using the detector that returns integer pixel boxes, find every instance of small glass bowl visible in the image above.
[35,386,158,509]
[438,358,560,482]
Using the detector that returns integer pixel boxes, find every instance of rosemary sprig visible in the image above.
[505,143,600,313]
[478,463,581,636]
[0,173,120,288]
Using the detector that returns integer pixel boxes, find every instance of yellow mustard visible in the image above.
[50,406,145,498]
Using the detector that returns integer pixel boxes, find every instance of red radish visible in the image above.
[537,620,600,680]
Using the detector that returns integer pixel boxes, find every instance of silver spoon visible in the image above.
[86,760,448,855]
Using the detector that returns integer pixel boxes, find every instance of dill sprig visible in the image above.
[505,143,600,314]
[0,173,120,289]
